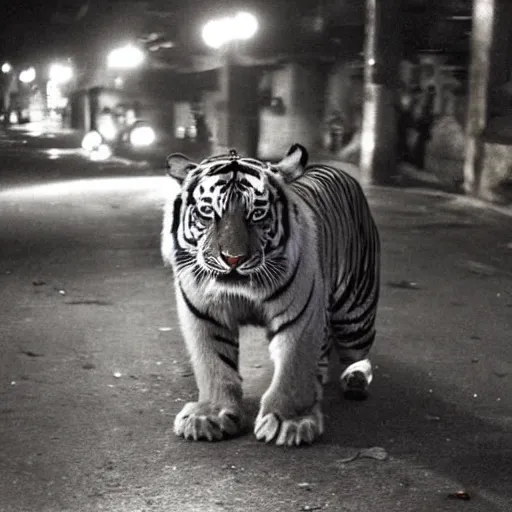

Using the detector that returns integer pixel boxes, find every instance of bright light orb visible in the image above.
[107,45,145,69]
[202,17,231,49]
[202,11,258,49]
[90,143,113,161]
[19,67,36,83]
[129,125,156,147]
[49,63,73,84]
[81,130,103,151]
[233,12,258,41]
[1,62,12,73]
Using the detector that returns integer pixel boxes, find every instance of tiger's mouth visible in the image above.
[214,269,251,284]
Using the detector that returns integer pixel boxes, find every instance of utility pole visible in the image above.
[360,0,402,186]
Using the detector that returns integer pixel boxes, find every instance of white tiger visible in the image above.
[161,144,380,446]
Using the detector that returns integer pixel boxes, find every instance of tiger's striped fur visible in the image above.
[161,144,380,446]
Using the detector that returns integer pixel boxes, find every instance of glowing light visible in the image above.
[129,125,156,147]
[99,122,117,142]
[232,12,259,41]
[41,148,82,158]
[81,130,103,151]
[107,45,145,69]
[176,126,186,139]
[90,143,113,161]
[47,149,61,160]
[202,11,258,49]
[2,62,12,73]
[49,63,73,84]
[19,67,36,83]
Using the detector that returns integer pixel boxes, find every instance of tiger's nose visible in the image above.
[221,251,246,268]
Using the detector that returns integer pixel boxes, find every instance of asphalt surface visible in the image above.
[0,127,511,512]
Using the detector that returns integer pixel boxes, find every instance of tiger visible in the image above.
[161,143,380,446]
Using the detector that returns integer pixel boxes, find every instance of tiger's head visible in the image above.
[163,144,308,290]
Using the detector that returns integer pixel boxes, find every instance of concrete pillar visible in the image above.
[88,87,102,132]
[464,0,512,197]
[360,0,402,186]
[212,51,260,157]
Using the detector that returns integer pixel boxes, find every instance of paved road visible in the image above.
[0,126,162,191]
[0,132,511,512]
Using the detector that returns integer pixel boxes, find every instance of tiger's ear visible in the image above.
[165,153,198,184]
[274,143,308,183]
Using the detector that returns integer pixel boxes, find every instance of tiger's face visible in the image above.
[167,151,300,289]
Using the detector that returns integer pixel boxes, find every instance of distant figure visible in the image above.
[396,85,418,163]
[412,85,436,169]
[338,110,362,163]
[327,111,345,153]
[194,113,211,151]
[97,107,117,141]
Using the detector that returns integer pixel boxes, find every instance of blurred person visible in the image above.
[97,107,117,141]
[412,84,436,169]
[396,84,418,163]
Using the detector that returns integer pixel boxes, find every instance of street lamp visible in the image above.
[107,44,145,69]
[200,11,259,156]
[2,62,12,74]
[202,11,258,49]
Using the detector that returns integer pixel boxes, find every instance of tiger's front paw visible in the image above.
[254,403,324,446]
[174,401,243,441]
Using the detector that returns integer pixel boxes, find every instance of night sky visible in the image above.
[0,0,472,67]
[0,0,158,65]
[0,0,328,67]
[1,1,66,61]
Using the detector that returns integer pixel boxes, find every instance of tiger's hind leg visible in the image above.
[330,318,376,400]
[340,357,373,400]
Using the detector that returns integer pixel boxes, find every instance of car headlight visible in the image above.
[129,124,156,147]
[90,143,112,161]
[81,130,103,151]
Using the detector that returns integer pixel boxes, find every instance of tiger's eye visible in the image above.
[251,208,267,222]
[199,205,213,216]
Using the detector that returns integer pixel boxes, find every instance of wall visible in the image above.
[258,63,326,160]
[323,62,363,150]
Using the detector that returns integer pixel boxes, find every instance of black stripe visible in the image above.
[237,178,252,189]
[332,292,379,327]
[170,196,182,234]
[237,166,264,179]
[268,279,315,338]
[179,284,226,329]
[330,273,355,313]
[334,324,376,349]
[185,175,200,206]
[207,161,238,176]
[213,334,239,349]
[264,257,301,303]
[171,197,198,255]
[217,352,239,372]
[266,177,290,244]
[242,158,267,167]
[207,162,263,180]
